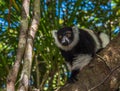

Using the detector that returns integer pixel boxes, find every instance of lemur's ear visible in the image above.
[51,30,57,38]
[72,26,79,33]
[72,26,79,31]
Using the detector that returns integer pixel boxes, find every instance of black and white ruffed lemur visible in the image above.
[52,26,110,82]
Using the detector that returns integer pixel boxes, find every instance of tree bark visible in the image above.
[59,33,120,91]
[18,0,40,91]
[7,0,30,91]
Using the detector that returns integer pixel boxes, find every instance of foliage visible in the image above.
[0,0,120,90]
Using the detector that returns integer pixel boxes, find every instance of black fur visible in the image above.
[59,28,97,82]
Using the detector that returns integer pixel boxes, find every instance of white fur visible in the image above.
[65,54,92,71]
[81,28,101,52]
[99,33,110,48]
[72,54,92,70]
[52,26,79,51]
[52,30,58,41]
[65,62,72,71]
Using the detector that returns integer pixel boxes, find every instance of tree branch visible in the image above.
[18,0,40,90]
[7,0,30,91]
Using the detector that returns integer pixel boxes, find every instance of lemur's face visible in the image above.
[56,27,74,46]
[52,26,79,51]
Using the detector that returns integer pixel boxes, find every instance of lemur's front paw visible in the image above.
[67,76,78,83]
[67,69,79,83]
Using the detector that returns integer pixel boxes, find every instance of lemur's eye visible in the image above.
[66,33,71,37]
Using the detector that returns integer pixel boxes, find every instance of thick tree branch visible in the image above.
[7,0,30,91]
[60,33,120,91]
[18,0,40,91]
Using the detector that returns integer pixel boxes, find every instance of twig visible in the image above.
[96,54,111,70]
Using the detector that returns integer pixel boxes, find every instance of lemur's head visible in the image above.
[52,26,79,51]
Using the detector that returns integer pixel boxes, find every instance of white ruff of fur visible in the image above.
[52,26,79,51]
[81,28,101,52]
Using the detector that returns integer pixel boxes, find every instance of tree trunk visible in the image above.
[59,33,120,91]
[18,0,40,90]
[7,0,30,91]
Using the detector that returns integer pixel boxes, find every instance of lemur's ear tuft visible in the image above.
[72,26,79,34]
[72,26,78,31]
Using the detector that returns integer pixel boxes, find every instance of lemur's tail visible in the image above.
[99,33,110,48]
